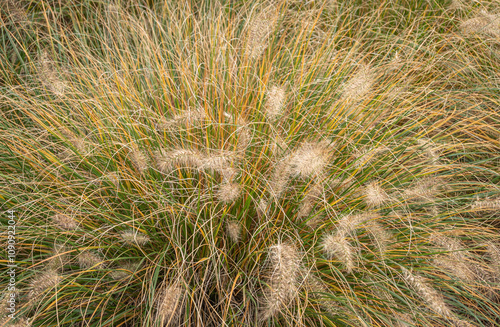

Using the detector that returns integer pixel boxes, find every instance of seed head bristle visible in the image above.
[38,50,66,96]
[78,250,104,269]
[460,11,500,37]
[119,229,150,246]
[28,269,62,301]
[338,212,377,232]
[156,280,185,326]
[433,255,475,282]
[341,63,375,102]
[403,177,440,202]
[288,140,334,178]
[129,145,147,173]
[472,196,500,210]
[353,146,389,168]
[401,267,454,319]
[364,181,390,208]
[236,117,251,150]
[264,85,286,120]
[217,182,242,203]
[110,261,141,280]
[297,181,324,219]
[52,213,78,231]
[322,230,356,273]
[226,220,242,242]
[365,221,392,255]
[47,243,70,271]
[155,148,203,173]
[269,160,291,199]
[261,242,301,320]
[4,317,31,327]
[257,198,269,219]
[486,242,500,278]
[246,9,278,59]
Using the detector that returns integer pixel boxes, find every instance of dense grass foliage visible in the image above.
[1,0,499,326]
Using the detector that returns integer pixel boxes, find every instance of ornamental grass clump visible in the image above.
[1,1,499,326]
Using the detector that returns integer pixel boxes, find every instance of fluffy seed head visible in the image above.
[156,280,185,326]
[246,9,278,59]
[28,270,62,300]
[217,182,242,203]
[78,251,104,269]
[288,140,334,178]
[472,196,500,210]
[401,267,454,318]
[341,63,375,102]
[119,229,150,246]
[110,261,141,280]
[155,148,203,173]
[52,213,78,230]
[47,243,70,271]
[297,182,323,219]
[38,50,66,96]
[322,230,356,273]
[261,242,301,320]
[433,255,475,282]
[269,160,291,199]
[129,146,147,173]
[364,181,390,208]
[337,212,377,232]
[264,85,286,120]
[365,221,392,255]
[256,198,269,218]
[226,220,242,242]
[486,242,500,278]
[403,177,440,202]
[460,11,500,37]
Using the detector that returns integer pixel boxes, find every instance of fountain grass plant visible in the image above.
[0,0,499,326]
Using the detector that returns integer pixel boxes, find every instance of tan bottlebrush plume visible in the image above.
[256,198,269,219]
[226,220,242,242]
[59,128,90,156]
[155,148,203,173]
[3,0,29,27]
[341,63,375,103]
[429,233,468,257]
[28,270,62,301]
[245,8,278,59]
[401,267,454,318]
[110,261,141,280]
[337,212,379,234]
[200,150,237,173]
[155,280,185,326]
[264,85,286,120]
[460,11,500,37]
[217,182,242,203]
[433,255,475,282]
[288,140,334,178]
[365,221,392,255]
[52,213,78,230]
[47,243,70,271]
[129,144,147,173]
[119,229,150,246]
[77,250,105,269]
[486,242,500,277]
[269,133,288,155]
[337,212,376,233]
[449,0,464,10]
[353,146,389,169]
[156,108,207,130]
[38,50,66,96]
[364,181,390,208]
[261,242,301,320]
[472,196,500,210]
[269,159,291,199]
[3,317,31,327]
[322,230,356,273]
[403,177,441,202]
[236,117,251,150]
[297,181,324,219]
